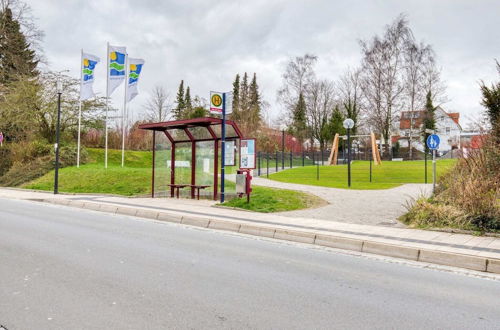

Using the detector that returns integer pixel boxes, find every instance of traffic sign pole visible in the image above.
[426,134,440,195]
[432,149,436,194]
[424,149,427,184]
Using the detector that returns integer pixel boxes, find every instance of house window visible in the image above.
[446,127,451,134]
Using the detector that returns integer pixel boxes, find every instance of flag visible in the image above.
[80,52,100,100]
[126,58,145,102]
[107,45,127,97]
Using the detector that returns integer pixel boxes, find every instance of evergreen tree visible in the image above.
[185,86,192,117]
[173,80,185,119]
[240,72,249,113]
[329,105,345,137]
[188,106,208,119]
[245,73,261,131]
[0,7,39,85]
[480,61,500,138]
[291,92,307,143]
[230,74,240,121]
[343,96,358,135]
[421,91,436,153]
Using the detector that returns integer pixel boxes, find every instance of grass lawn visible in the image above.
[220,186,323,213]
[24,148,319,212]
[269,159,457,190]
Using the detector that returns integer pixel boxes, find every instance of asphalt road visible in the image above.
[1,198,499,330]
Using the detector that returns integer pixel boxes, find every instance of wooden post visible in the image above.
[371,132,382,165]
[328,133,340,165]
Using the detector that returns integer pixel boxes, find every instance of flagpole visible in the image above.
[121,53,128,167]
[77,49,83,168]
[105,42,109,169]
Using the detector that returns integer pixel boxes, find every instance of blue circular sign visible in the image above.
[426,134,440,150]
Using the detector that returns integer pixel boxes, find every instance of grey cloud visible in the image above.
[28,0,500,124]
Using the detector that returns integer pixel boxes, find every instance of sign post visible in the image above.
[210,91,232,203]
[426,134,440,194]
[343,118,355,188]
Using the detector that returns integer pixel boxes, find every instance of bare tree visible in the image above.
[403,41,431,159]
[277,54,317,124]
[145,85,171,122]
[360,15,410,157]
[337,67,363,134]
[421,52,447,106]
[306,79,336,151]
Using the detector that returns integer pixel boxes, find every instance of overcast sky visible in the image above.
[28,0,500,126]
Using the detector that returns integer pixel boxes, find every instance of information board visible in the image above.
[240,139,256,169]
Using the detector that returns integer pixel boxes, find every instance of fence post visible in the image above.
[370,149,372,183]
[290,151,292,168]
[257,151,261,176]
[275,151,278,173]
[266,152,269,178]
[316,152,319,180]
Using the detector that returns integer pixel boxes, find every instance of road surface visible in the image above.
[1,198,499,329]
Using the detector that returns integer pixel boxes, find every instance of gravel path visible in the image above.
[252,177,432,227]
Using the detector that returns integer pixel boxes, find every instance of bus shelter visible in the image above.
[139,117,244,200]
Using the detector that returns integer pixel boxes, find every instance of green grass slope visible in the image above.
[23,148,320,212]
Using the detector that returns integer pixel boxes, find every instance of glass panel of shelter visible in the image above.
[167,128,189,142]
[208,123,239,139]
[187,126,212,141]
[153,131,171,198]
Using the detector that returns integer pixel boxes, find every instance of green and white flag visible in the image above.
[107,45,127,97]
[126,58,145,102]
[80,52,100,100]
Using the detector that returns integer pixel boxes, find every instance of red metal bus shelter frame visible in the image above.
[139,117,244,200]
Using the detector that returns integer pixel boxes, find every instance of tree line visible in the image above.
[280,15,445,158]
[146,72,263,137]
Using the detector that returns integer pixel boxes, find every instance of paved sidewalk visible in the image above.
[229,174,431,227]
[1,188,499,274]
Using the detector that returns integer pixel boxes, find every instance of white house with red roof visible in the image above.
[394,106,462,154]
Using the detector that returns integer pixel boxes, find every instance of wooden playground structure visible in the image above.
[328,132,382,165]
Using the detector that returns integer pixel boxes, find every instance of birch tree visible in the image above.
[360,15,410,157]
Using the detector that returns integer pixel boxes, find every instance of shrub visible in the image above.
[0,146,13,176]
[402,132,499,231]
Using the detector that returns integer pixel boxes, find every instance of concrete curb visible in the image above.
[42,198,500,275]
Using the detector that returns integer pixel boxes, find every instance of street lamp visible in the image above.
[54,78,63,194]
[343,118,355,188]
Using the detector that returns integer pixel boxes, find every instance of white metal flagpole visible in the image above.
[105,42,109,169]
[77,49,83,168]
[121,53,128,167]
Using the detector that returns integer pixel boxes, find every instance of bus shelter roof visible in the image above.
[138,117,244,143]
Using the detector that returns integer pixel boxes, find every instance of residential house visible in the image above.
[394,106,462,154]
